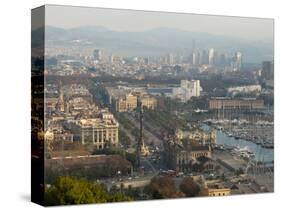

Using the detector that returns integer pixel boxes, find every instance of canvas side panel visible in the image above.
[31,5,45,206]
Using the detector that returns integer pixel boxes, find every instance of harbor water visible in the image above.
[202,124,274,163]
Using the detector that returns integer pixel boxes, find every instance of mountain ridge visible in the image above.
[33,25,273,63]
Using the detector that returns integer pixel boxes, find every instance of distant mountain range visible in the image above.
[33,26,274,63]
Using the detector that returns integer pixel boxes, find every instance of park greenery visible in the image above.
[45,176,133,205]
[45,175,205,205]
[144,176,184,199]
[144,176,203,199]
[179,177,201,197]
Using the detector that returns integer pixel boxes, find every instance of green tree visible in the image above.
[179,177,200,197]
[145,177,184,199]
[45,176,132,206]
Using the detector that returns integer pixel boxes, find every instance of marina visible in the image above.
[201,123,274,163]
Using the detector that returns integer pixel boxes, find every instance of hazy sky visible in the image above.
[43,5,274,42]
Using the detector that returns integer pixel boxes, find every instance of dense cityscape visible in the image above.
[32,7,274,206]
